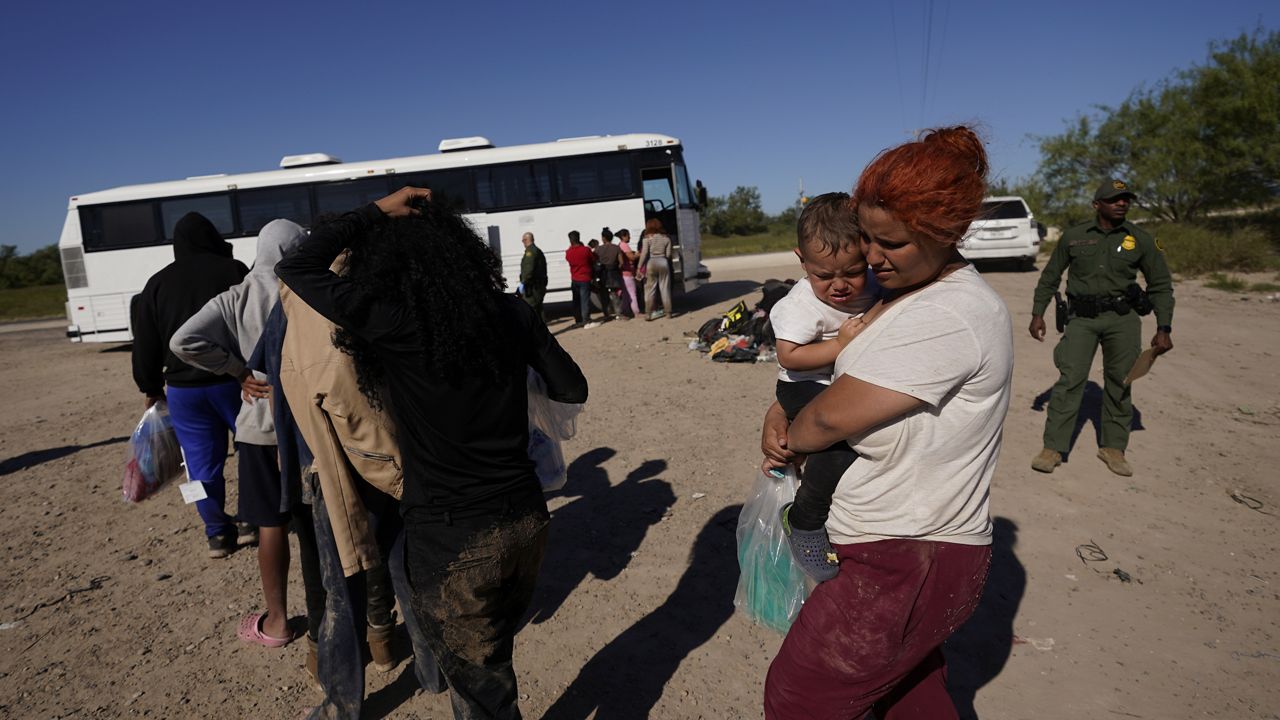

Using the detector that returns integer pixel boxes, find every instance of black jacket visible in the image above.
[275,204,588,520]
[131,212,249,395]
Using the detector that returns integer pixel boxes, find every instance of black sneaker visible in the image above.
[236,522,259,547]
[780,503,840,582]
[208,533,237,559]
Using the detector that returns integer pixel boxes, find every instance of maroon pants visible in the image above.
[764,539,991,720]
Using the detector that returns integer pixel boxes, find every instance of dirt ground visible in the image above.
[1,256,1278,719]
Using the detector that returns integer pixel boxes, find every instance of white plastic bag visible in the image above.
[528,427,567,493]
[734,466,810,632]
[122,401,184,503]
[527,368,583,492]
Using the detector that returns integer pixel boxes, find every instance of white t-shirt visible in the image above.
[771,276,876,384]
[826,265,1012,546]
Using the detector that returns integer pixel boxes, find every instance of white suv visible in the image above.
[962,196,1041,268]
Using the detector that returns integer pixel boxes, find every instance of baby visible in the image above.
[769,192,878,581]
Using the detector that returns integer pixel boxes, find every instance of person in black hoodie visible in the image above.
[131,211,250,558]
[276,187,588,720]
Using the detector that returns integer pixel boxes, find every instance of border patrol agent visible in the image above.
[1029,179,1174,476]
[519,231,548,320]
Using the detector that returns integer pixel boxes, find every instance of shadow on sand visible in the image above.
[526,448,675,626]
[946,517,1026,720]
[0,435,129,477]
[1031,381,1144,459]
[542,504,741,719]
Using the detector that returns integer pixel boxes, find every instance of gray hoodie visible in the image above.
[170,219,307,445]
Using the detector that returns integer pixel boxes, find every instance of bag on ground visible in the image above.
[122,401,184,503]
[527,368,584,492]
[734,466,809,632]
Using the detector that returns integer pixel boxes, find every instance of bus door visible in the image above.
[640,166,685,289]
[641,163,705,292]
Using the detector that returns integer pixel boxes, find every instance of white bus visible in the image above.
[58,133,709,342]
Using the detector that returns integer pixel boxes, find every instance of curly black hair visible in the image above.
[329,202,510,410]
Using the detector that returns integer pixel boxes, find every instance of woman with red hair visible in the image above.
[760,127,1013,719]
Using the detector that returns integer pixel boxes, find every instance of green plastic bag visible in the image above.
[734,467,810,632]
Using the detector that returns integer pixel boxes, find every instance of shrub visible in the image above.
[1204,272,1248,291]
[1152,223,1275,275]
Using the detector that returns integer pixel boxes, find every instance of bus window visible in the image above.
[161,193,235,239]
[642,173,675,213]
[556,154,634,202]
[81,201,163,251]
[475,161,552,211]
[394,169,473,213]
[674,163,694,208]
[238,185,312,234]
[316,177,391,216]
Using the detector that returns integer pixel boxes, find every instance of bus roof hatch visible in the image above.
[438,137,494,153]
[280,153,343,168]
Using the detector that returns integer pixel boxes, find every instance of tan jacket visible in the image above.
[279,281,403,576]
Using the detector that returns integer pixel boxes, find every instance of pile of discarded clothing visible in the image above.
[687,279,795,363]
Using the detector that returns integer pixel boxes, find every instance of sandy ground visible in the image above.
[1,256,1278,720]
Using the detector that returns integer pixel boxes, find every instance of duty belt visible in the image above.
[1067,285,1152,319]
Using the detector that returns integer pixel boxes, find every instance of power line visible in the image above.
[928,0,950,120]
[921,0,936,126]
[888,1,908,132]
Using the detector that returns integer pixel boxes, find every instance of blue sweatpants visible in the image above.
[166,382,241,538]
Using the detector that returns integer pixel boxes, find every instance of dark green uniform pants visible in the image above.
[1043,310,1141,453]
[522,287,545,321]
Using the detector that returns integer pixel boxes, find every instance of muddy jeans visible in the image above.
[764,539,991,719]
[406,500,550,720]
[308,481,446,720]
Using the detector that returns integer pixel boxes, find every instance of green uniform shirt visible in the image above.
[520,244,548,290]
[1031,218,1174,327]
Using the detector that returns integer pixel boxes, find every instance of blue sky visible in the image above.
[0,0,1272,253]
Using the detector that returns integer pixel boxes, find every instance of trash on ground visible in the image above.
[1012,635,1056,651]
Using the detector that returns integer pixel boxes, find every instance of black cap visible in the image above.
[1095,178,1136,201]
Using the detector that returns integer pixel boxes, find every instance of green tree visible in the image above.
[723,186,768,234]
[1189,29,1280,203]
[701,185,769,235]
[0,244,63,289]
[700,194,727,235]
[1033,28,1280,223]
[23,245,64,286]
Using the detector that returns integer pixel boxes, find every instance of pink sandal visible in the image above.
[237,611,295,648]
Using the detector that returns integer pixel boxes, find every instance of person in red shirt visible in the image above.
[565,231,595,327]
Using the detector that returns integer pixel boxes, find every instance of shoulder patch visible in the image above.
[1154,237,1165,252]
